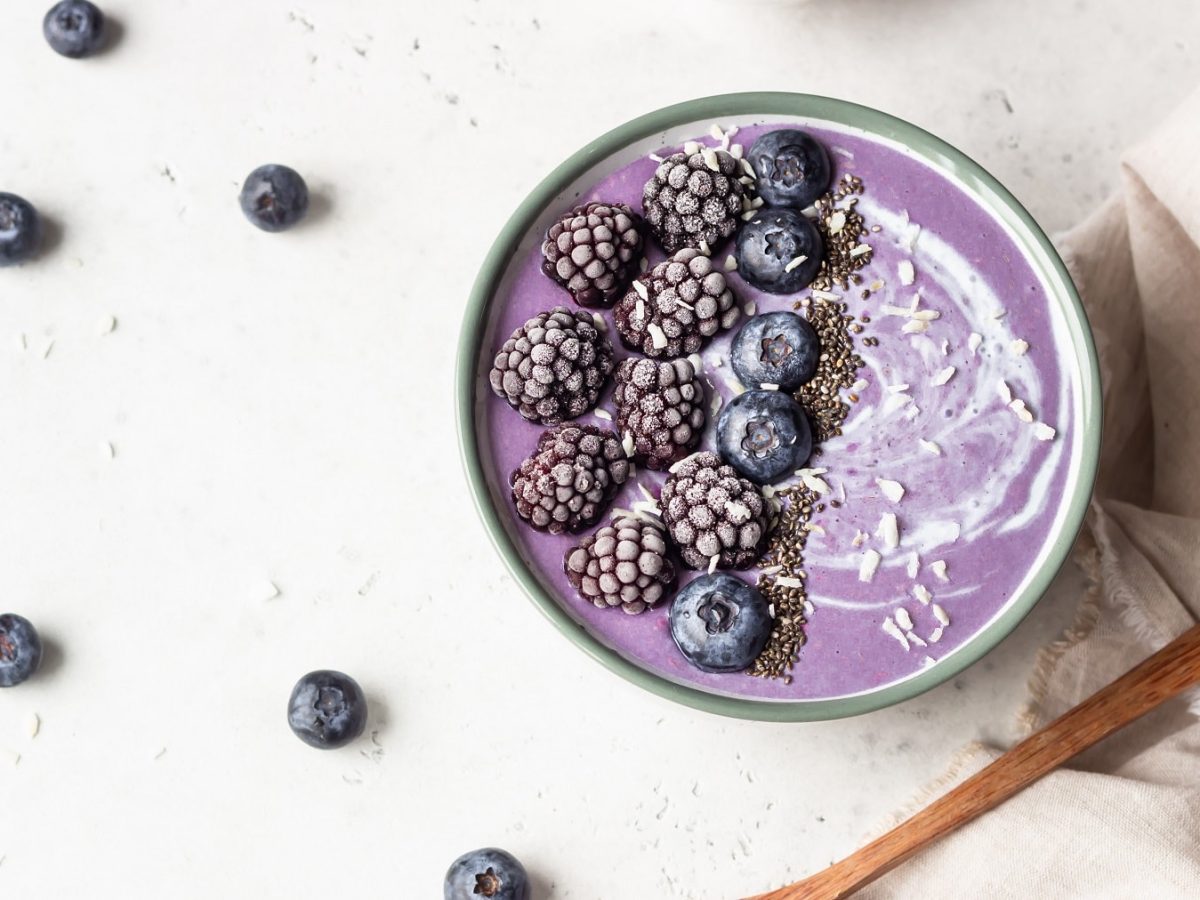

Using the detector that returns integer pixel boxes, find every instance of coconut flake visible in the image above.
[810,289,841,301]
[849,243,872,258]
[997,380,1013,403]
[702,148,721,172]
[707,555,720,575]
[877,513,899,549]
[912,309,941,321]
[859,549,882,582]
[97,314,117,336]
[928,627,944,644]
[851,529,869,548]
[968,332,982,355]
[906,631,928,648]
[1034,422,1056,441]
[775,576,804,589]
[729,144,744,159]
[919,439,942,456]
[828,211,847,234]
[708,123,725,141]
[851,378,869,392]
[724,500,751,523]
[898,260,915,286]
[648,153,664,163]
[906,553,920,578]
[795,468,831,494]
[895,607,914,631]
[931,366,956,387]
[683,140,701,155]
[930,560,949,582]
[1010,339,1030,356]
[933,604,951,627]
[784,255,809,273]
[881,304,912,318]
[647,322,669,350]
[622,432,636,458]
[698,240,711,257]
[593,408,612,421]
[25,713,39,738]
[686,353,704,374]
[591,312,608,333]
[941,339,950,356]
[882,617,911,651]
[724,254,738,272]
[743,300,757,317]
[1010,398,1034,423]
[901,320,929,335]
[913,584,933,606]
[876,478,905,503]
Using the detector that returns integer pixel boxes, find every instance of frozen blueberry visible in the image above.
[0,614,44,687]
[736,209,823,295]
[239,164,309,233]
[731,311,820,392]
[445,847,531,900]
[43,1,106,59]
[669,574,772,673]
[716,390,813,484]
[287,670,367,749]
[0,194,42,267]
[747,129,831,209]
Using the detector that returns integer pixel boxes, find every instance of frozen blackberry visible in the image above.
[660,452,771,570]
[565,516,676,615]
[642,148,746,253]
[489,307,614,425]
[613,357,705,471]
[511,424,630,534]
[612,249,739,358]
[541,202,644,308]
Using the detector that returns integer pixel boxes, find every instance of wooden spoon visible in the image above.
[746,623,1200,900]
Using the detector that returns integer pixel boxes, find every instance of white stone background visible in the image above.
[0,1,1195,897]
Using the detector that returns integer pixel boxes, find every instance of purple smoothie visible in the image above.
[476,120,1079,702]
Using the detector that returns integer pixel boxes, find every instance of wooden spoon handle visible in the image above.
[747,622,1200,900]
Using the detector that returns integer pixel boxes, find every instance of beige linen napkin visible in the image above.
[859,88,1200,898]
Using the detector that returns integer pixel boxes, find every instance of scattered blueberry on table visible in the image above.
[731,311,821,392]
[0,193,43,267]
[0,614,44,687]
[444,847,531,900]
[669,574,773,673]
[746,128,832,209]
[736,207,824,294]
[716,390,814,485]
[43,1,106,59]
[239,164,310,233]
[287,670,367,749]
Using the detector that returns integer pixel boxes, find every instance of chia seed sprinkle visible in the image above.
[747,481,821,681]
[792,297,866,441]
[810,174,873,292]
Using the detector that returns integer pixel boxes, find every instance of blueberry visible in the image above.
[43,1,106,59]
[716,390,813,484]
[239,165,310,233]
[0,614,44,687]
[0,194,42,267]
[731,311,820,392]
[736,209,823,294]
[669,574,772,673]
[746,129,831,209]
[445,847,531,900]
[287,670,367,749]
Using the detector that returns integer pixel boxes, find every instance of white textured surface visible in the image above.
[0,1,1195,897]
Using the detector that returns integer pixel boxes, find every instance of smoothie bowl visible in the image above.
[456,94,1100,721]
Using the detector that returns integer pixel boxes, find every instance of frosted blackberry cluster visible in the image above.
[659,452,771,570]
[489,307,613,425]
[510,424,630,534]
[642,148,745,253]
[613,357,705,471]
[564,516,675,615]
[612,249,739,359]
[541,202,644,308]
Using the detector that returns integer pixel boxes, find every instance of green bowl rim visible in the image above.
[454,92,1102,722]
